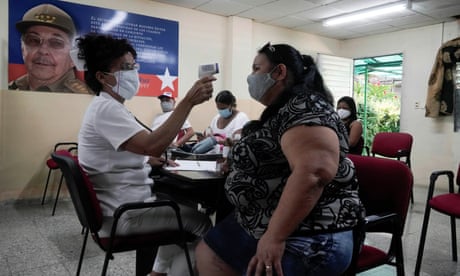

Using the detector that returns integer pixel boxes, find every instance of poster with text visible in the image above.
[8,0,179,96]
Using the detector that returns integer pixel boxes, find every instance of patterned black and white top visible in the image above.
[225,91,365,239]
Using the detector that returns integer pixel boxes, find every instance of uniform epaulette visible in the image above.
[64,78,92,94]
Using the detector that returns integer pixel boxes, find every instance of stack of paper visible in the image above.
[164,160,217,171]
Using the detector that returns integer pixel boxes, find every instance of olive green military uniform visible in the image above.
[8,69,92,94]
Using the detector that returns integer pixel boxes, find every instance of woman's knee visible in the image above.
[195,240,238,276]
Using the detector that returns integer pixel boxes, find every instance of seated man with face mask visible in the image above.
[151,92,195,151]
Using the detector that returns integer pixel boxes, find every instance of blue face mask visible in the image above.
[218,107,233,119]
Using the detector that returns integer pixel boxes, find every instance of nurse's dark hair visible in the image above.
[75,33,137,94]
[257,42,333,123]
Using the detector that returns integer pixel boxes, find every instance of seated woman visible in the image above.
[191,90,250,153]
[195,42,364,275]
[74,33,215,276]
[337,96,364,155]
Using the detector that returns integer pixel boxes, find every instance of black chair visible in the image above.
[51,152,196,276]
[41,142,78,215]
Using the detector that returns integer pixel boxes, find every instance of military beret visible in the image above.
[16,4,76,37]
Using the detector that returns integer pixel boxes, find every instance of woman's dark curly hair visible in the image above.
[257,42,333,123]
[75,33,137,94]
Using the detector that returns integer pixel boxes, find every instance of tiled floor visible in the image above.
[1,185,460,276]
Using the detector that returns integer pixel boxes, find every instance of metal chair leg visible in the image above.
[135,247,157,276]
[183,242,195,276]
[41,169,53,205]
[414,205,432,275]
[451,215,457,261]
[51,174,64,216]
[77,227,89,276]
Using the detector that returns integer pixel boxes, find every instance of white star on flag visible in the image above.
[158,67,177,92]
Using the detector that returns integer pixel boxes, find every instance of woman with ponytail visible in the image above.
[196,42,364,276]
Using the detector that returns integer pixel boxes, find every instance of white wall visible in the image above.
[341,21,460,184]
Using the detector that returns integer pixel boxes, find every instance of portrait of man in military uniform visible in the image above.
[8,3,92,94]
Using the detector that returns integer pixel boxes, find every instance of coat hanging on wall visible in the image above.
[425,36,460,118]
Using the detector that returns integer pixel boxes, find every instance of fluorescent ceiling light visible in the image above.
[323,2,407,27]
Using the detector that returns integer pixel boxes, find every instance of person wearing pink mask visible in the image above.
[9,4,90,93]
[337,96,364,155]
[75,33,215,275]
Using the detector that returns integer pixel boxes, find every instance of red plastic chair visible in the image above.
[370,132,413,167]
[347,155,413,276]
[41,142,78,215]
[414,164,460,275]
[51,151,196,276]
[370,132,414,203]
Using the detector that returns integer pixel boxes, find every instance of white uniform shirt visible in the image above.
[78,92,152,217]
[209,111,250,138]
[151,111,192,142]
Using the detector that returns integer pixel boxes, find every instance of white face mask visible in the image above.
[161,101,174,112]
[337,108,351,119]
[247,67,277,102]
[109,69,140,100]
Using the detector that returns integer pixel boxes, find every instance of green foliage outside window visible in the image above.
[354,81,400,148]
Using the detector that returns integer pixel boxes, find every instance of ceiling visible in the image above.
[152,0,460,40]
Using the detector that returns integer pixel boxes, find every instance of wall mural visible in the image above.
[8,0,179,97]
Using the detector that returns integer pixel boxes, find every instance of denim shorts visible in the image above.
[203,213,353,275]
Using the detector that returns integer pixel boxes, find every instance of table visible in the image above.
[152,168,233,223]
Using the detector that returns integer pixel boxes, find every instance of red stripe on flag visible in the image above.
[138,73,178,97]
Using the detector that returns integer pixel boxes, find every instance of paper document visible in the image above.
[164,160,217,171]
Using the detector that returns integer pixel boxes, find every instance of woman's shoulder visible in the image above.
[349,119,363,128]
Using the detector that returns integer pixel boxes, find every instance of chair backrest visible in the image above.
[47,143,78,169]
[51,152,103,233]
[348,154,413,231]
[371,132,413,159]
